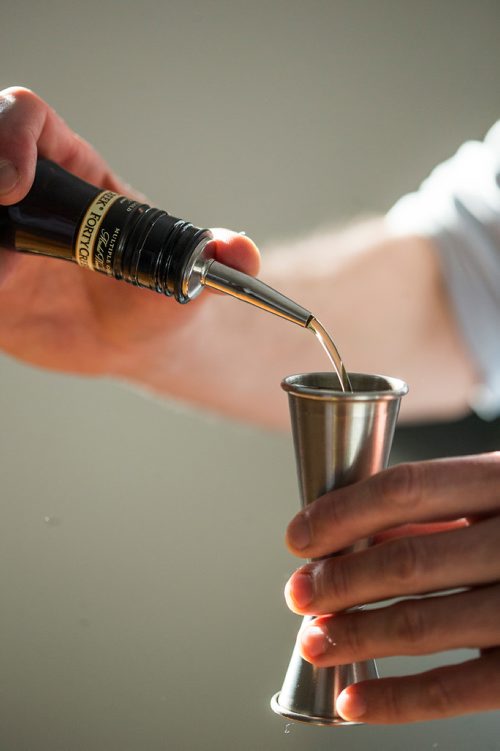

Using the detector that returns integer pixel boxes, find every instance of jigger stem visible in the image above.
[272,372,408,727]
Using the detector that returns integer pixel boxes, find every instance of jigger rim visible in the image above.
[281,372,408,401]
[270,692,361,727]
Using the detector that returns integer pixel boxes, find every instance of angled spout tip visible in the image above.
[201,260,312,327]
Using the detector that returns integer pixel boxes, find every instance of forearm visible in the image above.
[116,219,479,429]
[0,89,488,428]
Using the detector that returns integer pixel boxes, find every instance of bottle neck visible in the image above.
[0,159,212,302]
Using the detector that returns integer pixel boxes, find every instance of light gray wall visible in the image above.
[1,2,499,749]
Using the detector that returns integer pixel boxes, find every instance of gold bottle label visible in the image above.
[75,190,122,271]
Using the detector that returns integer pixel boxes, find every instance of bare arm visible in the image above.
[118,219,477,429]
[0,87,479,429]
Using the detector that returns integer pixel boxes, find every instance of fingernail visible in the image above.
[0,159,19,195]
[300,625,328,657]
[336,688,367,720]
[285,571,314,609]
[287,512,311,551]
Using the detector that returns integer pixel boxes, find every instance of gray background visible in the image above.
[1,1,500,749]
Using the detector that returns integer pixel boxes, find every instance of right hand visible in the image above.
[284,453,500,724]
[0,86,260,380]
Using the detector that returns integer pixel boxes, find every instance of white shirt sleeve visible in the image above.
[386,122,500,419]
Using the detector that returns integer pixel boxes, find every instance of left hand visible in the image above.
[284,451,500,724]
[0,87,260,380]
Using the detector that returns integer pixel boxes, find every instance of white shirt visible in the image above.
[387,122,500,418]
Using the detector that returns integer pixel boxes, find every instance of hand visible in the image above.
[0,86,260,379]
[284,452,500,724]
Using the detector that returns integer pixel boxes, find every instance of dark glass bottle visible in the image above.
[0,159,213,303]
[0,160,313,327]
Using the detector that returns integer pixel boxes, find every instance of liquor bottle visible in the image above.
[0,159,311,325]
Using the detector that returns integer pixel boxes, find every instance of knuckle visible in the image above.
[321,494,344,534]
[382,681,408,723]
[376,462,422,509]
[393,600,428,649]
[4,86,36,102]
[322,559,350,605]
[0,89,16,115]
[0,86,35,110]
[0,86,44,134]
[342,613,364,657]
[382,536,423,585]
[423,674,456,715]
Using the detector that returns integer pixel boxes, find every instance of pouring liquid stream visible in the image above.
[307,317,353,392]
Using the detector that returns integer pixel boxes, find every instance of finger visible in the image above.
[0,89,261,276]
[374,518,469,543]
[298,584,500,666]
[286,453,500,558]
[0,86,132,203]
[335,648,500,723]
[285,516,500,614]
[209,228,261,277]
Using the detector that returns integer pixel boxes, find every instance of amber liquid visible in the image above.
[307,317,353,392]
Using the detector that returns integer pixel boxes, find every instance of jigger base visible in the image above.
[270,692,362,727]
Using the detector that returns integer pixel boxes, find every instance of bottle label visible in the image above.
[75,190,138,274]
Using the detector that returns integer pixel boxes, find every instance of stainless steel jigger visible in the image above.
[271,372,408,726]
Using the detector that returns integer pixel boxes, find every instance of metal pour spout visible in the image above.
[200,259,312,327]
